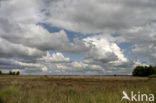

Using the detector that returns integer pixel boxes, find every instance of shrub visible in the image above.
[0,70,2,75]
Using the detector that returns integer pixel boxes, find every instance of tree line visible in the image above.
[132,65,156,77]
[0,70,20,75]
[0,66,156,77]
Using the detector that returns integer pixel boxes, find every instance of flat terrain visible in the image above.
[0,76,155,103]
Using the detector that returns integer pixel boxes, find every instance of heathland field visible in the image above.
[0,76,155,103]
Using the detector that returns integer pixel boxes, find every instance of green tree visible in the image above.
[0,70,2,75]
[9,71,12,75]
[16,71,20,75]
[133,65,156,76]
[12,72,16,75]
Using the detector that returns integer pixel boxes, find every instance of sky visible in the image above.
[0,0,156,75]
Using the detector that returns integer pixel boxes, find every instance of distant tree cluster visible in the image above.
[132,65,156,76]
[0,70,20,75]
[9,71,20,75]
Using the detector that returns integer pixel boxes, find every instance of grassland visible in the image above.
[0,76,155,103]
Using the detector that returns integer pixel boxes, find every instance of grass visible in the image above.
[149,74,156,78]
[0,75,155,103]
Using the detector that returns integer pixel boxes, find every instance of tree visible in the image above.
[132,65,156,76]
[12,72,16,75]
[0,70,2,75]
[9,71,12,75]
[16,71,20,75]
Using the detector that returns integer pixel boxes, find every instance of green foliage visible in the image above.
[0,86,20,96]
[0,86,20,103]
[132,65,156,76]
[12,72,16,75]
[149,74,156,78]
[0,70,2,75]
[9,71,12,75]
[9,71,20,75]
[0,97,3,103]
[16,71,20,75]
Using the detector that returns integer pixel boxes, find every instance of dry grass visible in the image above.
[0,76,155,103]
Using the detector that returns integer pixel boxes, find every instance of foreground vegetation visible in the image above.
[0,76,155,103]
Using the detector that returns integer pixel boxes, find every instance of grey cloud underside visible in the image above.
[45,0,156,67]
[0,18,88,53]
[46,0,156,33]
[118,22,156,65]
[0,0,155,75]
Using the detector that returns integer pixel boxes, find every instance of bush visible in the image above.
[0,71,2,75]
[132,65,156,77]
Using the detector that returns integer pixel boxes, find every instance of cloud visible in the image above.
[0,17,88,53]
[15,61,47,71]
[0,58,22,70]
[0,0,155,75]
[0,37,45,58]
[45,0,156,33]
[83,35,128,63]
[38,52,71,63]
[0,0,44,24]
[119,22,156,65]
[81,35,134,74]
[0,0,90,75]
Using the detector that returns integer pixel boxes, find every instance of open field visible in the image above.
[0,76,155,103]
